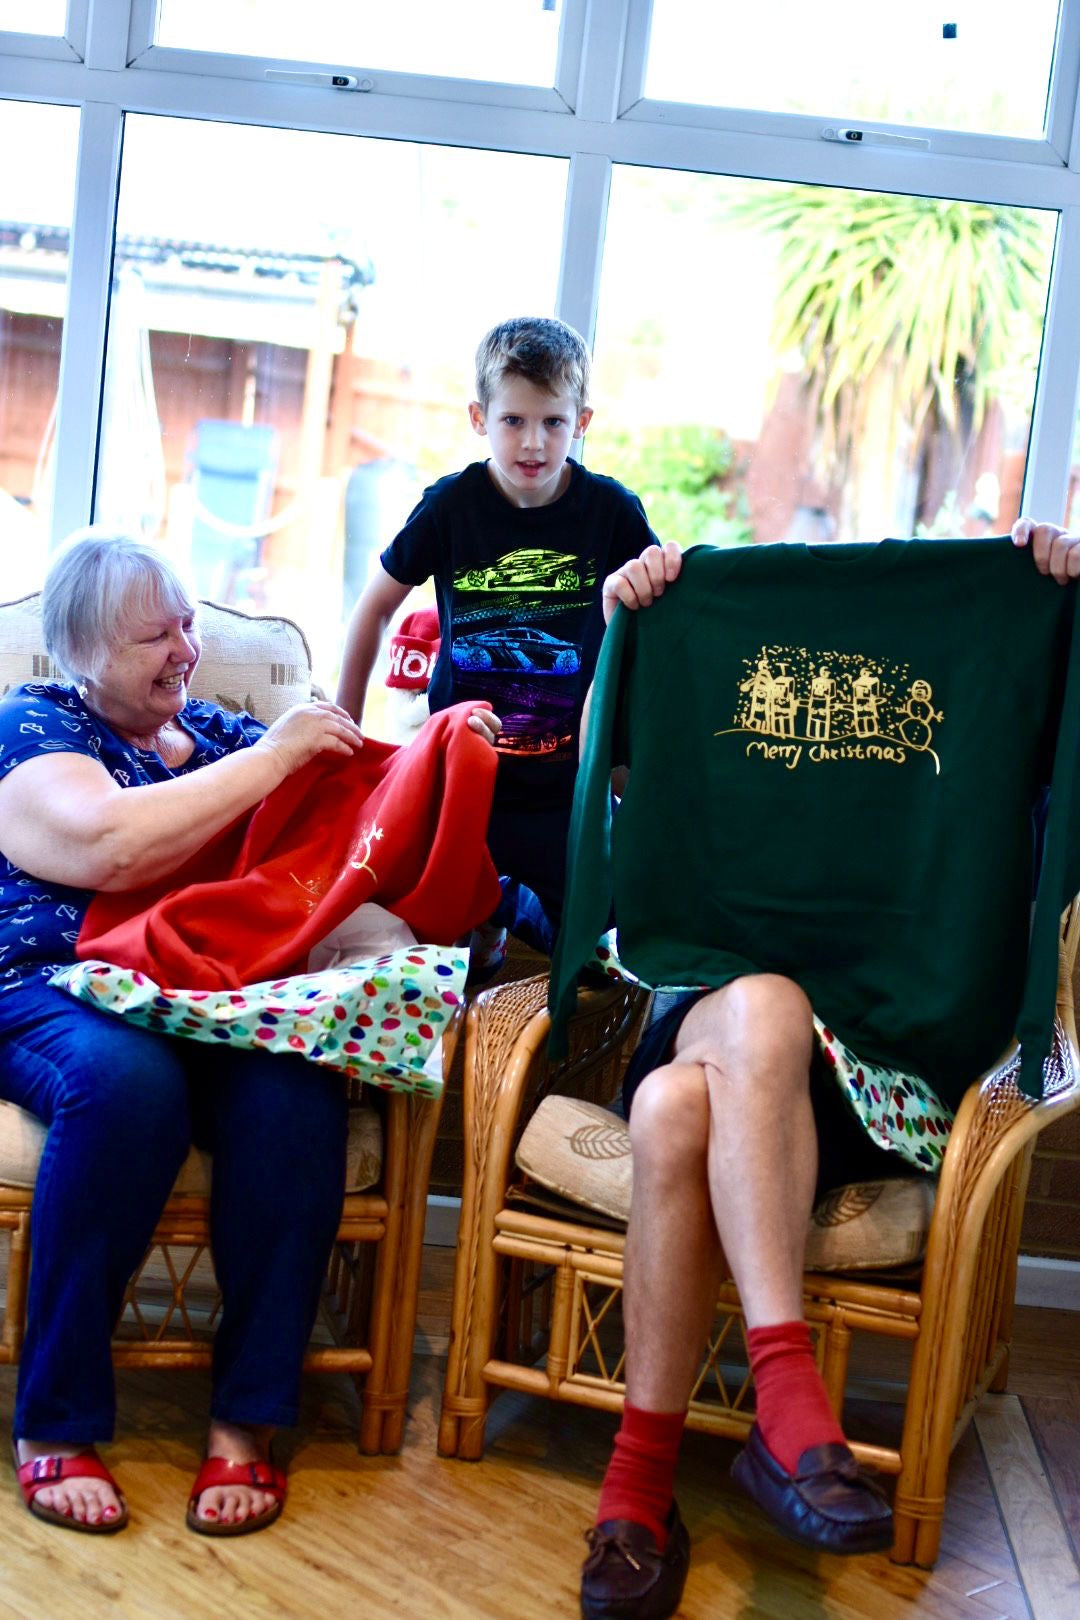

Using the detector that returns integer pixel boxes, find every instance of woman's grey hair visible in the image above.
[42,529,196,686]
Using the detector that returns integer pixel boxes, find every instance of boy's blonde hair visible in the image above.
[474,316,591,413]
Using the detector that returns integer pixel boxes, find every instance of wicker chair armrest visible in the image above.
[932,999,1080,1245]
[914,1018,1080,1427]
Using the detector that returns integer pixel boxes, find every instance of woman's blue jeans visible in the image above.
[0,980,348,1443]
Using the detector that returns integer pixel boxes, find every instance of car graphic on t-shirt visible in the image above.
[495,712,574,755]
[459,550,585,592]
[451,627,581,675]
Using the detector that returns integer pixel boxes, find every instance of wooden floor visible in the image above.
[0,1249,1077,1620]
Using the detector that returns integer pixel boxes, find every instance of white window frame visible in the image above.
[125,0,588,116]
[0,0,1078,541]
[619,0,1080,169]
[0,0,87,62]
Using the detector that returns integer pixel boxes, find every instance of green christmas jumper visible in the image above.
[551,539,1080,1118]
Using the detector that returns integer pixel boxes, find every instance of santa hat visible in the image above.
[386,607,440,690]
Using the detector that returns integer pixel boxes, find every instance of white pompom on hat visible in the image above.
[386,607,441,690]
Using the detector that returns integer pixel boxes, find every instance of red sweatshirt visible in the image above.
[78,704,500,990]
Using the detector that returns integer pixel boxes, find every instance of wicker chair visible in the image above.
[0,591,447,1455]
[438,904,1080,1567]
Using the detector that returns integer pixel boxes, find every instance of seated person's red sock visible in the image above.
[595,1400,686,1551]
[746,1319,846,1474]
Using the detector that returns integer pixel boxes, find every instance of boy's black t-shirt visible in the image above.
[381,459,656,810]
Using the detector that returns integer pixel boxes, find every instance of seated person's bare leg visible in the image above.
[596,974,826,1539]
[622,1059,725,1415]
[675,973,818,1333]
[584,975,889,1615]
[679,976,848,1472]
[589,1060,724,1550]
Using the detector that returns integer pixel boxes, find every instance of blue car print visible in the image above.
[452,627,581,675]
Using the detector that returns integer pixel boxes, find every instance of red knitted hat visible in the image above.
[386,607,441,690]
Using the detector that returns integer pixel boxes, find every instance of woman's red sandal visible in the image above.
[186,1455,287,1537]
[13,1446,128,1533]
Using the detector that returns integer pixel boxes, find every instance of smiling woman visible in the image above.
[42,529,201,753]
[0,530,368,1536]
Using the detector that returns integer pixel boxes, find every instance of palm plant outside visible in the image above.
[732,187,1054,541]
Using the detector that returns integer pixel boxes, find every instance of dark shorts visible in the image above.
[622,991,907,1199]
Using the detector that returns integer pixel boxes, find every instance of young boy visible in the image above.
[337,316,659,950]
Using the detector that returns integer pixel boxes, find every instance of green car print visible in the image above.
[459,549,589,593]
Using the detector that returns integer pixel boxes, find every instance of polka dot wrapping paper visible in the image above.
[51,945,468,1097]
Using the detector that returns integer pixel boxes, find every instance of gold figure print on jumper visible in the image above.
[718,645,945,773]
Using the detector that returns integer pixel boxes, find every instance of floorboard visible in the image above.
[0,1262,1075,1618]
[975,1395,1080,1620]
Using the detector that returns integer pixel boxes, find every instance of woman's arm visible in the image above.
[0,700,363,892]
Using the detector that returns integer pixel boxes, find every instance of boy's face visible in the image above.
[468,377,593,508]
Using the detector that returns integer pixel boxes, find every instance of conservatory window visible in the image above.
[153,0,566,89]
[591,166,1056,548]
[0,99,79,594]
[643,0,1063,139]
[97,114,566,685]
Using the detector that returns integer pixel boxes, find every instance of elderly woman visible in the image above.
[0,532,379,1537]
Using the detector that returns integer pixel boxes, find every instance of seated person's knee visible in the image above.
[724,972,812,1031]
[627,1061,709,1169]
[681,974,814,1092]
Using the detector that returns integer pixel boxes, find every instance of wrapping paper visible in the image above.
[52,943,468,1097]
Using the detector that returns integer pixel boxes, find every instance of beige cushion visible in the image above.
[515,1095,937,1272]
[517,1096,633,1224]
[804,1177,936,1271]
[0,1097,382,1196]
[188,600,313,724]
[0,593,312,725]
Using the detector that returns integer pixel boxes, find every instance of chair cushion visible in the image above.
[0,1097,382,1196]
[0,593,312,725]
[188,600,313,724]
[514,1095,936,1272]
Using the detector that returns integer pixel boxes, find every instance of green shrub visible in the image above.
[595,423,752,548]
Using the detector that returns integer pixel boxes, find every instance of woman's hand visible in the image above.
[602,541,682,624]
[254,700,365,777]
[1011,517,1080,584]
[467,705,502,747]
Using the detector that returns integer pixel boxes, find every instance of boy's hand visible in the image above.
[1011,517,1080,584]
[467,704,502,747]
[602,541,682,624]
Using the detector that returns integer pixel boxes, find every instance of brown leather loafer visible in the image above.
[580,1501,690,1620]
[731,1424,893,1555]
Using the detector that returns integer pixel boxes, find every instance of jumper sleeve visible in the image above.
[1016,581,1080,1099]
[548,606,631,1054]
